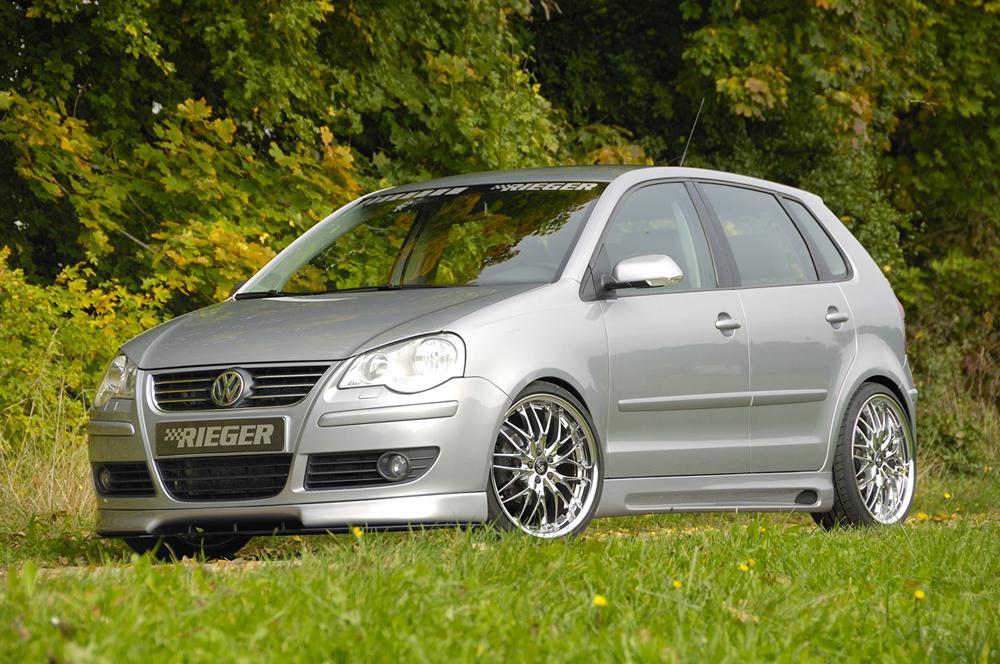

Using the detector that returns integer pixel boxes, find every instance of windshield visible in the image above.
[246,182,606,294]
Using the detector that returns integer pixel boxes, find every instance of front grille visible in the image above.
[157,454,292,501]
[93,462,155,497]
[152,364,330,411]
[304,447,439,490]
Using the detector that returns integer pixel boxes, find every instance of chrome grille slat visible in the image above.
[246,393,308,400]
[251,382,316,389]
[152,364,331,411]
[154,377,216,386]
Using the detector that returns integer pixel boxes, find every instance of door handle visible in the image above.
[715,314,742,335]
[825,308,850,325]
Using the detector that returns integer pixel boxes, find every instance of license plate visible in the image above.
[155,418,285,456]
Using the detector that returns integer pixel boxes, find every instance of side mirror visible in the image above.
[605,254,684,290]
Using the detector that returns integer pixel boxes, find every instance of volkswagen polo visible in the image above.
[88,166,917,559]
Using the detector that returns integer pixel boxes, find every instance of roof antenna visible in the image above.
[679,96,705,168]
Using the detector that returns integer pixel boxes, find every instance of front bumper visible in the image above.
[89,371,508,536]
[97,492,487,536]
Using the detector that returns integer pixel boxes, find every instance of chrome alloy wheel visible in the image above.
[852,394,915,524]
[490,394,599,538]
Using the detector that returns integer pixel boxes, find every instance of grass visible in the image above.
[1,474,997,662]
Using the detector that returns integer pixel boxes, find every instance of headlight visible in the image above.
[94,354,138,407]
[338,333,465,394]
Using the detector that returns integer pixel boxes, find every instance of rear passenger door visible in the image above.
[696,183,857,472]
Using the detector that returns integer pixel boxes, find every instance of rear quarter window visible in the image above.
[782,199,849,279]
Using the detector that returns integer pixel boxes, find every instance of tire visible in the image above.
[487,381,603,539]
[123,534,252,561]
[813,383,916,530]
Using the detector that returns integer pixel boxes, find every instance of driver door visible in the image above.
[598,182,751,477]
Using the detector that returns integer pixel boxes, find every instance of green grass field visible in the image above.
[1,473,997,662]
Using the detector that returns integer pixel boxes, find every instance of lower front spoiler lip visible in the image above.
[96,491,488,537]
[107,523,476,539]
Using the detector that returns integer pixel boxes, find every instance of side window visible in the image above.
[783,199,849,279]
[700,183,818,287]
[603,183,716,290]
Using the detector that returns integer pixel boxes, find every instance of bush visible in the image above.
[0,249,166,520]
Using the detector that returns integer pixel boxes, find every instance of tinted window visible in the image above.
[250,183,606,293]
[603,183,716,290]
[783,199,848,279]
[701,184,818,286]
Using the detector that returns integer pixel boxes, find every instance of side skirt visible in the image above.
[594,471,832,518]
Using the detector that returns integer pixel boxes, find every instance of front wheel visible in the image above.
[123,534,252,561]
[813,383,916,529]
[487,382,603,539]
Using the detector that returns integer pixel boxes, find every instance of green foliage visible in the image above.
[0,92,361,305]
[0,248,166,460]
[1,0,559,295]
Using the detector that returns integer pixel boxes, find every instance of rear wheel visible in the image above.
[123,534,251,561]
[813,383,915,529]
[487,382,602,538]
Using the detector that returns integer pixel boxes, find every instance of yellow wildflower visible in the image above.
[913,589,926,600]
[738,563,750,573]
[943,491,952,500]
[351,526,363,538]
[592,594,608,607]
[672,579,683,589]
[915,511,929,521]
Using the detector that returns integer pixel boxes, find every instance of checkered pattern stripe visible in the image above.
[161,427,186,443]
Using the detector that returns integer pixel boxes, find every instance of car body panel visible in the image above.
[122,286,536,369]
[90,165,916,536]
[739,282,858,472]
[596,471,831,517]
[600,289,751,477]
[452,279,609,438]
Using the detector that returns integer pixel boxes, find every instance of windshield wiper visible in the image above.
[236,284,476,299]
[233,290,291,300]
[397,284,473,289]
[302,284,478,295]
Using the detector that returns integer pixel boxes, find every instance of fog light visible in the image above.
[96,466,113,493]
[377,453,410,482]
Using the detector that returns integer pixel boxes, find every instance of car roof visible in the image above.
[384,165,641,192]
[378,165,821,203]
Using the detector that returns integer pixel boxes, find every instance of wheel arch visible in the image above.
[503,371,603,439]
[863,374,913,429]
[825,368,917,469]
[529,376,590,414]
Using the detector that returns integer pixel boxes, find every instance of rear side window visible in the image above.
[783,199,849,279]
[700,184,818,287]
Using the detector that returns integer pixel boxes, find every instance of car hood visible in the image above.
[123,285,537,369]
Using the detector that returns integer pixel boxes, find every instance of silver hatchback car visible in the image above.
[89,166,917,558]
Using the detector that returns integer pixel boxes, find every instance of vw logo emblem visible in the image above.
[210,370,245,407]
